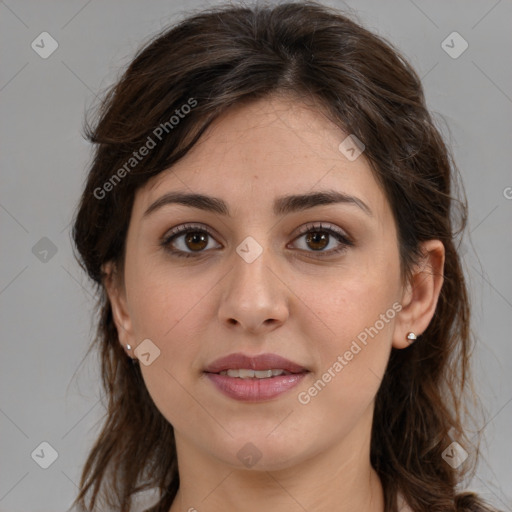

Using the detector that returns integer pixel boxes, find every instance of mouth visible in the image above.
[217,368,294,378]
[203,353,309,402]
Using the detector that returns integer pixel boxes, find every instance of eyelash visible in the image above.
[159,222,353,259]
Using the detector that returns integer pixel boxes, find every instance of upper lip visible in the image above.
[204,353,308,374]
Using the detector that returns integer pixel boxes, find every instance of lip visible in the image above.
[204,352,308,374]
[203,353,309,402]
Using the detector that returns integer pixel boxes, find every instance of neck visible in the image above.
[168,421,384,512]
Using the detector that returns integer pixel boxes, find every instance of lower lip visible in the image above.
[205,372,308,402]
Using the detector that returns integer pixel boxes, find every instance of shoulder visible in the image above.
[397,493,413,512]
[455,491,503,512]
[397,491,503,512]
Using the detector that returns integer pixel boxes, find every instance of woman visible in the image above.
[70,2,501,511]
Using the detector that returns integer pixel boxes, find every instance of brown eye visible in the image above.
[160,222,353,259]
[305,231,330,251]
[160,224,221,258]
[291,222,353,257]
[184,231,209,251]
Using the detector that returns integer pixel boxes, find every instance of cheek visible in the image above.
[124,271,208,425]
[305,262,400,348]
[306,282,395,382]
[298,254,400,399]
[294,284,396,436]
[129,270,210,427]
[127,263,209,344]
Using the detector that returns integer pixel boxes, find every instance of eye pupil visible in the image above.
[306,231,328,251]
[186,232,208,251]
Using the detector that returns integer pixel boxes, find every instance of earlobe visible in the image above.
[392,240,445,349]
[101,261,135,352]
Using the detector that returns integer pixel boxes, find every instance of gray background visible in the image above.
[1,0,511,510]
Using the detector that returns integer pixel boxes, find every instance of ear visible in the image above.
[392,239,445,349]
[102,261,136,356]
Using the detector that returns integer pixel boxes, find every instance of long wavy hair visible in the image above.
[70,2,499,511]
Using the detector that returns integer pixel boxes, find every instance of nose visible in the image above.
[218,243,289,335]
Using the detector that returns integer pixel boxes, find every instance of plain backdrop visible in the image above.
[1,0,511,511]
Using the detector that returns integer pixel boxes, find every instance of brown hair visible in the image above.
[70,2,499,511]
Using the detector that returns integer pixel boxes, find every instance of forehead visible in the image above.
[137,95,388,220]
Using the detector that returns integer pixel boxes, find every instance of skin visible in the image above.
[103,94,444,512]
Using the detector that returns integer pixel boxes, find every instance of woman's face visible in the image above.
[108,95,419,471]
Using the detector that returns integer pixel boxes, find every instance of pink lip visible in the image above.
[204,352,308,374]
[204,353,309,402]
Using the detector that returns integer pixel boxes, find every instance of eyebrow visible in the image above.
[143,189,373,219]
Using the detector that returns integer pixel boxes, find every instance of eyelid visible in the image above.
[161,222,222,243]
[161,221,351,242]
[293,222,351,242]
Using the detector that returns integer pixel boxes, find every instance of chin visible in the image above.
[211,433,312,472]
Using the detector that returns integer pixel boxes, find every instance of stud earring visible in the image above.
[125,344,138,362]
[406,332,417,343]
